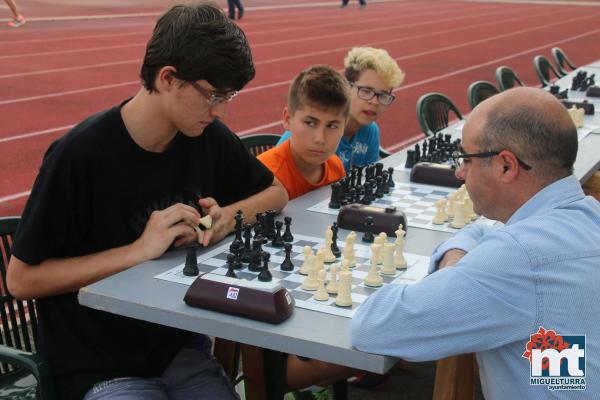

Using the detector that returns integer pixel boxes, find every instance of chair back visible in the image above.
[467,80,499,110]
[416,92,463,137]
[495,66,524,91]
[534,55,561,87]
[0,216,39,376]
[552,47,577,77]
[240,133,282,157]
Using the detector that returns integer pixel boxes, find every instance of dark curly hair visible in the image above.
[140,1,255,92]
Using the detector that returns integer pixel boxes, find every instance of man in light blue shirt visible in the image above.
[350,87,600,399]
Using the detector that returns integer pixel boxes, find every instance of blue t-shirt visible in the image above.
[276,122,380,171]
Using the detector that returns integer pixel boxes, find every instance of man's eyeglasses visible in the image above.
[351,84,396,106]
[451,150,532,170]
[188,81,238,107]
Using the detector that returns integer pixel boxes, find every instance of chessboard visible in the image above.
[156,233,430,318]
[308,181,496,233]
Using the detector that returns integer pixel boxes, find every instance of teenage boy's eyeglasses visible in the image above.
[451,150,532,170]
[188,81,238,107]
[351,84,396,106]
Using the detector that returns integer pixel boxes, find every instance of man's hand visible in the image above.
[130,203,201,262]
[198,197,235,246]
[438,249,467,269]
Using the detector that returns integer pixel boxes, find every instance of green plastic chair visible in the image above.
[379,147,391,159]
[0,216,56,400]
[495,66,524,91]
[552,47,577,77]
[533,55,561,87]
[416,92,463,137]
[240,133,282,157]
[467,80,499,110]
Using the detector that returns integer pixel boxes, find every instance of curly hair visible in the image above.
[344,47,405,87]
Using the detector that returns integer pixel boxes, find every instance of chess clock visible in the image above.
[337,204,406,237]
[184,273,295,324]
[409,162,463,188]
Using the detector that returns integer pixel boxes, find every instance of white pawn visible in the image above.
[314,270,329,301]
[364,248,383,287]
[315,248,326,272]
[327,264,340,294]
[323,226,337,263]
[299,246,313,275]
[451,200,466,229]
[335,270,353,307]
[464,194,477,221]
[301,258,319,291]
[381,242,397,275]
[432,198,448,225]
[394,231,407,270]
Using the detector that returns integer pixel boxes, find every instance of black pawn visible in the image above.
[282,216,294,242]
[272,221,284,247]
[387,167,395,188]
[232,243,243,269]
[281,243,294,271]
[362,216,375,243]
[183,246,199,276]
[258,252,272,282]
[331,222,341,258]
[226,254,237,278]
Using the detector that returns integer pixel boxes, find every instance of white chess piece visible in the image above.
[364,248,383,287]
[381,242,397,275]
[463,194,477,221]
[446,191,457,217]
[394,233,407,270]
[301,257,319,291]
[340,258,350,272]
[373,235,384,264]
[344,232,357,268]
[377,232,387,264]
[299,246,313,275]
[323,226,337,263]
[335,270,353,307]
[432,198,448,225]
[315,248,326,272]
[451,200,466,229]
[314,270,329,301]
[327,264,339,294]
[568,105,585,128]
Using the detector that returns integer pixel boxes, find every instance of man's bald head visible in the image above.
[473,87,578,182]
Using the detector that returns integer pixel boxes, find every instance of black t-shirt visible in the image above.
[11,101,274,400]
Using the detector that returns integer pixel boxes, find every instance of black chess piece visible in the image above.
[232,242,243,269]
[405,149,415,169]
[381,171,390,194]
[362,216,375,243]
[375,162,384,177]
[183,246,199,276]
[331,222,341,258]
[387,167,395,188]
[280,243,294,271]
[258,252,273,282]
[375,176,384,198]
[226,254,237,278]
[248,237,264,272]
[272,221,284,247]
[328,182,342,209]
[414,143,421,162]
[231,210,244,250]
[282,216,294,242]
[356,165,365,186]
[241,223,253,263]
[265,210,276,239]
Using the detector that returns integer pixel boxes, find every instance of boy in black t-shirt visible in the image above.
[7,3,287,400]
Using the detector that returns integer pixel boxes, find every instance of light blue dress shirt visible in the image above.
[276,122,380,171]
[350,175,600,399]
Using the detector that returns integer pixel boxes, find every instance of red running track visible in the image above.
[1,0,600,216]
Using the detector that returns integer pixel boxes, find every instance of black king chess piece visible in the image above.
[183,245,199,276]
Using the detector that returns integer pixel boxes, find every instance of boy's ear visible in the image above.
[282,106,292,131]
[157,66,177,91]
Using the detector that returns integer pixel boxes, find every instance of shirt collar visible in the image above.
[506,175,585,225]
